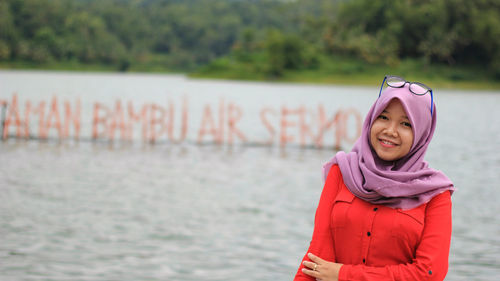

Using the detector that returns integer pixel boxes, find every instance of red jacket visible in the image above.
[294,165,452,281]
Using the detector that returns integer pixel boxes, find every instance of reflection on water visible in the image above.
[0,71,499,280]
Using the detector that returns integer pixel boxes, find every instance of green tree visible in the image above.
[265,30,306,77]
[0,0,18,60]
[326,0,500,74]
[64,11,125,63]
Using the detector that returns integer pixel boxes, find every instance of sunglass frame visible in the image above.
[378,75,434,116]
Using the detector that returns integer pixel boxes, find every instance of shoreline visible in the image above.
[2,63,500,91]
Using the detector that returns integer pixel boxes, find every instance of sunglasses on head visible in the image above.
[378,75,434,116]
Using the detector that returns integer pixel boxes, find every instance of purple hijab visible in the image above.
[323,85,454,210]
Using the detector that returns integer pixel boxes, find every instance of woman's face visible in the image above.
[370,99,414,161]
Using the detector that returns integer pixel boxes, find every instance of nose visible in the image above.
[384,122,398,137]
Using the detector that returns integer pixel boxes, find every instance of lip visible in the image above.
[378,138,399,148]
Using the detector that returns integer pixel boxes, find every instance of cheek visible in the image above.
[401,130,414,150]
[369,125,378,147]
[370,121,383,138]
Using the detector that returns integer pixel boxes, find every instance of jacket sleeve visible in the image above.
[294,165,342,281]
[338,191,453,281]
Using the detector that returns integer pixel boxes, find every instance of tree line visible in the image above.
[0,0,498,78]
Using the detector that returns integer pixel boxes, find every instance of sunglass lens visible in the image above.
[386,76,405,87]
[410,83,429,95]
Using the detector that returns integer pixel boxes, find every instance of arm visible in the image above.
[338,191,453,281]
[294,165,342,281]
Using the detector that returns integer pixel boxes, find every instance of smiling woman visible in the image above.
[294,75,455,281]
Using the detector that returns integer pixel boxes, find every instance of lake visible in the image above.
[0,70,499,280]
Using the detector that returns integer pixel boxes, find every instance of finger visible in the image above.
[302,268,320,278]
[302,260,316,269]
[307,252,325,264]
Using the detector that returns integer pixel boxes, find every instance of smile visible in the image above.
[379,139,399,148]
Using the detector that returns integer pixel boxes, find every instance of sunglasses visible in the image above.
[378,75,434,116]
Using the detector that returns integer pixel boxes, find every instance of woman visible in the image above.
[294,75,455,281]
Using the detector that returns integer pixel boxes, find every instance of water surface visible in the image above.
[1,70,499,280]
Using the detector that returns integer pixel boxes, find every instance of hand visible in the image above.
[302,253,342,281]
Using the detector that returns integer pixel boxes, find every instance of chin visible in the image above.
[376,152,401,162]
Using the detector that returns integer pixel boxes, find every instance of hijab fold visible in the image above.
[323,85,454,210]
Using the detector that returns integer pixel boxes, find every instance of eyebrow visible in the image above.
[382,110,410,120]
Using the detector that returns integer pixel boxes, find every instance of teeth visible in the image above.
[382,140,395,145]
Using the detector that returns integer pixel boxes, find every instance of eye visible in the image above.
[377,114,389,120]
[402,121,412,128]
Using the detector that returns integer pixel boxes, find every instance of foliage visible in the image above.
[0,0,318,70]
[326,0,500,76]
[0,0,499,80]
